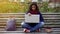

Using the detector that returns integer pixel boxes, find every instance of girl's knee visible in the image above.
[41,22,44,25]
[21,22,25,25]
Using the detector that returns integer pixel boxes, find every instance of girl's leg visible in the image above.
[30,22,44,32]
[21,22,32,29]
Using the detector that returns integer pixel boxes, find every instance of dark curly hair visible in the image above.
[28,3,39,12]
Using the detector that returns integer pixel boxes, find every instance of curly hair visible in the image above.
[28,3,39,11]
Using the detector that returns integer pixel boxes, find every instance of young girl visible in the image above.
[21,3,44,32]
[5,16,16,31]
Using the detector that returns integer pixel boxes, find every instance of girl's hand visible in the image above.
[28,13,31,16]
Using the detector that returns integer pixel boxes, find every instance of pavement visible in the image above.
[0,31,60,34]
[0,28,60,34]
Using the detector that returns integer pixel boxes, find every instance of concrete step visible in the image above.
[0,21,59,24]
[0,25,60,28]
[0,18,60,23]
[0,22,60,26]
[0,28,60,33]
[0,32,60,34]
[0,13,60,19]
[0,15,60,18]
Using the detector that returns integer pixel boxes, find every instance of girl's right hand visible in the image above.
[28,13,31,16]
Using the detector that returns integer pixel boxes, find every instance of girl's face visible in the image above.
[32,5,36,11]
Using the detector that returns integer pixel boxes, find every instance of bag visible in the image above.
[5,18,16,31]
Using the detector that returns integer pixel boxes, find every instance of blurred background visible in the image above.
[0,0,60,13]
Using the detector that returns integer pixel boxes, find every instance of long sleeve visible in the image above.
[40,13,44,22]
[38,11,44,22]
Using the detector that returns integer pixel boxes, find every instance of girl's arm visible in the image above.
[40,13,44,22]
[39,12,44,25]
[38,11,44,22]
[26,11,31,16]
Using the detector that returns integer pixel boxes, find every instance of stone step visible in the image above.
[0,18,60,22]
[0,24,60,28]
[0,13,60,18]
[0,22,60,26]
[0,21,59,24]
[0,28,60,33]
[0,32,60,34]
[0,15,60,18]
[0,13,59,14]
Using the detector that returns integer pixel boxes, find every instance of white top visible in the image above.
[25,14,40,23]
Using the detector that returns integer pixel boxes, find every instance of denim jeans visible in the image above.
[21,22,44,32]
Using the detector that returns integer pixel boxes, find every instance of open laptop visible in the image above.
[25,14,40,23]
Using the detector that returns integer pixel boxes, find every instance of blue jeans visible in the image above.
[21,22,44,32]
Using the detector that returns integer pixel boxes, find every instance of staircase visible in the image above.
[0,13,60,34]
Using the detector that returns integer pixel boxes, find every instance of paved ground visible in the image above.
[0,28,60,34]
[0,31,60,34]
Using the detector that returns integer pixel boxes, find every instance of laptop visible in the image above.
[25,14,40,23]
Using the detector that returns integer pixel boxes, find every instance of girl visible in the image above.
[21,3,44,32]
